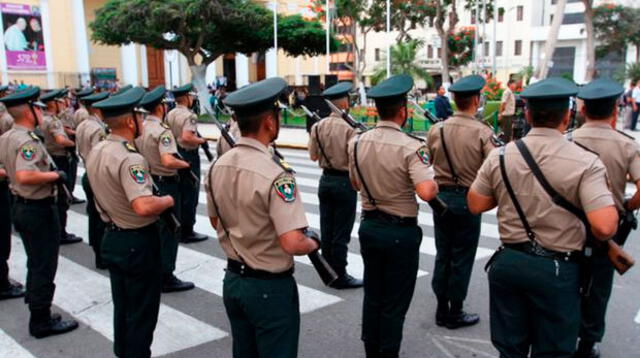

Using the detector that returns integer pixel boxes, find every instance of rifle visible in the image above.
[569,97,578,130]
[172,153,199,188]
[42,145,72,204]
[301,105,323,124]
[324,100,368,131]
[614,208,638,247]
[151,182,181,234]
[203,107,236,149]
[304,229,339,286]
[607,240,635,275]
[409,100,442,125]
[196,130,214,162]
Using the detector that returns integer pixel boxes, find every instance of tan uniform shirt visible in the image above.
[216,119,240,157]
[76,115,107,162]
[347,121,435,218]
[501,88,516,116]
[570,122,640,211]
[74,107,90,127]
[471,128,615,252]
[0,125,56,199]
[59,107,76,129]
[427,112,496,187]
[86,134,158,229]
[308,114,357,171]
[41,114,68,156]
[137,116,179,177]
[0,103,13,135]
[166,105,198,150]
[205,137,308,273]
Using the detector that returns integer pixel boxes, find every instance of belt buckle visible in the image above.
[240,264,246,275]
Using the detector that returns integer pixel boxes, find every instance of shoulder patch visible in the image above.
[416,146,430,164]
[615,129,635,141]
[189,115,198,125]
[160,132,173,147]
[123,142,138,153]
[273,176,296,202]
[128,164,148,184]
[20,144,37,161]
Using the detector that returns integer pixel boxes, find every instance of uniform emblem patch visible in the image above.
[21,145,36,161]
[274,177,296,202]
[416,147,430,164]
[160,133,172,147]
[129,165,148,184]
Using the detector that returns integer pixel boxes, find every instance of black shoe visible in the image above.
[0,282,25,300]
[435,312,447,327]
[330,274,363,289]
[445,311,480,329]
[29,317,79,339]
[162,275,195,293]
[574,341,600,358]
[180,232,208,244]
[70,196,86,205]
[60,233,82,245]
[95,258,108,270]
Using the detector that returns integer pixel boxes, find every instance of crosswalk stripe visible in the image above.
[8,238,227,357]
[0,328,36,358]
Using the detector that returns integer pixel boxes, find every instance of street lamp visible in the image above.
[386,0,391,78]
[326,0,330,74]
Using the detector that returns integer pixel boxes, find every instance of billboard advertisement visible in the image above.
[1,3,46,70]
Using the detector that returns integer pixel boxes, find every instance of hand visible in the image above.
[304,229,321,251]
[55,170,67,183]
[163,195,175,208]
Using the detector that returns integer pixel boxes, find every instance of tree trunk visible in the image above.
[537,0,566,79]
[583,0,596,81]
[189,64,212,114]
[439,30,451,87]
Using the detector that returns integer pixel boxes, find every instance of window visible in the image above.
[437,47,442,58]
[496,41,503,56]
[484,42,490,57]
[337,43,353,53]
[375,48,380,61]
[427,45,433,59]
[498,10,504,22]
[514,40,522,56]
[471,10,476,24]
[329,62,353,71]
[562,13,584,25]
[552,0,580,3]
[516,6,523,21]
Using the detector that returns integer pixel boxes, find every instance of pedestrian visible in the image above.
[87,87,174,357]
[630,79,640,131]
[138,85,195,293]
[499,79,517,141]
[569,79,640,358]
[166,84,208,244]
[39,89,82,245]
[467,77,619,357]
[434,85,453,121]
[348,74,438,357]
[426,75,497,330]
[205,77,320,358]
[0,86,78,338]
[74,91,110,269]
[308,81,363,289]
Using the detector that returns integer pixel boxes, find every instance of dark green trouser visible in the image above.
[12,199,60,317]
[579,249,614,343]
[154,176,181,275]
[359,218,422,355]
[68,148,78,195]
[0,181,12,288]
[82,173,106,265]
[102,224,162,358]
[318,173,357,277]
[500,115,515,142]
[52,155,71,237]
[178,147,200,236]
[223,271,300,358]
[488,248,580,358]
[432,189,481,304]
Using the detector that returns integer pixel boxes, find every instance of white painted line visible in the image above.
[8,238,227,357]
[635,308,640,324]
[0,328,36,358]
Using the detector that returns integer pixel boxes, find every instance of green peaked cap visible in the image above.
[140,85,166,110]
[224,77,287,116]
[322,82,353,100]
[521,77,578,110]
[0,86,40,108]
[93,87,145,118]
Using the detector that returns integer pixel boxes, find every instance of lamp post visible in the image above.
[386,0,391,78]
[326,0,330,74]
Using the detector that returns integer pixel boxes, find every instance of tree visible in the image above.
[91,0,331,110]
[432,0,459,86]
[583,0,596,81]
[594,4,640,62]
[448,27,475,68]
[537,0,566,79]
[370,39,433,86]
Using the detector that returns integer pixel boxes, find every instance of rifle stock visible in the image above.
[203,107,236,149]
[196,130,214,162]
[43,148,72,203]
[607,240,635,275]
[152,183,181,234]
[173,153,199,188]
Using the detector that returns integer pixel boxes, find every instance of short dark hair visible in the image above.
[528,107,569,128]
[375,99,405,120]
[103,112,134,130]
[237,108,276,135]
[583,98,617,120]
[507,79,516,86]
[453,93,478,111]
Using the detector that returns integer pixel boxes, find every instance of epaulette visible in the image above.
[160,122,170,130]
[405,132,426,143]
[28,131,41,142]
[573,140,599,156]
[615,129,635,141]
[272,153,295,174]
[123,141,138,153]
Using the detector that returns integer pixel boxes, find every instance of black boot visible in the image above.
[0,282,25,300]
[435,299,449,327]
[29,310,78,339]
[364,342,381,358]
[60,233,82,245]
[162,274,195,293]
[330,274,363,289]
[180,231,208,244]
[445,301,479,329]
[574,340,600,358]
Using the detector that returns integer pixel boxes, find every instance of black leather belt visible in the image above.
[323,169,349,177]
[151,174,179,183]
[504,241,581,263]
[362,209,417,226]
[439,185,469,192]
[106,222,157,233]
[226,259,294,280]
[15,196,56,205]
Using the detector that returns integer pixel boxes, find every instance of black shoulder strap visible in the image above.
[439,124,460,185]
[616,129,635,140]
[314,124,333,169]
[353,134,376,206]
[499,145,536,241]
[272,153,295,174]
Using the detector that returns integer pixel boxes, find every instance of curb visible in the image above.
[203,135,309,151]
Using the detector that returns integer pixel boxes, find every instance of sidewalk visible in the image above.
[199,123,311,150]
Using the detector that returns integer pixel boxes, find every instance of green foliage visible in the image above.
[370,40,433,87]
[482,77,503,101]
[517,65,534,86]
[278,15,339,57]
[615,62,640,84]
[593,4,640,60]
[561,72,576,83]
[448,27,475,67]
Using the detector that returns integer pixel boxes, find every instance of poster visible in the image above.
[1,3,46,70]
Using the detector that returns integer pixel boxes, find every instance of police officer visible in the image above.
[468,78,619,357]
[87,87,173,357]
[206,78,320,358]
[348,75,438,358]
[0,85,13,133]
[0,86,78,337]
[73,88,94,125]
[167,84,208,243]
[426,75,495,328]
[75,91,110,269]
[308,81,362,289]
[39,89,82,245]
[215,115,240,157]
[138,86,195,293]
[569,79,640,358]
[57,89,84,205]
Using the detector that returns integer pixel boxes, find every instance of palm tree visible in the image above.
[370,39,434,87]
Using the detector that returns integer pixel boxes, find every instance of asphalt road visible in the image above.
[1,147,639,358]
